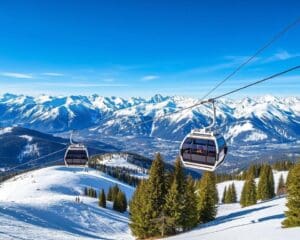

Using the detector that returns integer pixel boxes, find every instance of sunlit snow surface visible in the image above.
[165,197,299,240]
[0,166,134,240]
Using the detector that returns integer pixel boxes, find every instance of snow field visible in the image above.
[0,166,135,240]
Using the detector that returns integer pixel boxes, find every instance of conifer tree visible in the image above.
[225,184,233,204]
[247,165,257,179]
[107,187,113,201]
[282,163,300,228]
[257,164,275,200]
[164,180,182,234]
[277,174,286,196]
[182,175,199,231]
[240,172,257,207]
[163,158,186,233]
[197,172,217,223]
[113,190,127,212]
[99,189,106,208]
[286,165,294,187]
[146,153,167,236]
[130,180,153,239]
[222,186,227,204]
[118,191,127,212]
[231,183,237,203]
[173,157,186,194]
[112,184,120,201]
[267,165,275,198]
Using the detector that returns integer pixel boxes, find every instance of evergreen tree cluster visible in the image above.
[272,160,295,171]
[257,164,275,200]
[113,190,127,212]
[129,154,218,239]
[84,187,97,198]
[282,162,300,228]
[107,184,128,213]
[222,183,237,204]
[94,164,141,186]
[215,160,294,184]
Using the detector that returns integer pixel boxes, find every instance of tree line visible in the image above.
[84,184,128,213]
[216,160,295,183]
[129,153,218,239]
[93,164,141,187]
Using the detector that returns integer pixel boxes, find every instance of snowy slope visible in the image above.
[166,170,299,240]
[166,197,298,240]
[0,166,135,240]
[0,165,298,240]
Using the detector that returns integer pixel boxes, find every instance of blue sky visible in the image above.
[0,0,299,98]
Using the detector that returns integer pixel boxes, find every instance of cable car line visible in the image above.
[0,147,67,175]
[200,16,300,101]
[208,65,300,101]
[124,65,300,131]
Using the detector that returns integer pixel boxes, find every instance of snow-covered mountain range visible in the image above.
[0,93,299,168]
[1,93,299,144]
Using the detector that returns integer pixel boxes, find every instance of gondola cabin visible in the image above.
[64,144,89,166]
[180,131,227,171]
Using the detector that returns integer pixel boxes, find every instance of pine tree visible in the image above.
[231,183,237,203]
[222,186,227,204]
[115,191,127,212]
[277,174,286,196]
[130,180,150,238]
[146,153,167,236]
[197,172,217,223]
[286,165,294,187]
[173,157,186,194]
[112,184,120,201]
[257,164,275,200]
[225,184,233,204]
[247,165,258,179]
[164,180,182,234]
[240,172,257,207]
[182,176,198,231]
[267,165,275,199]
[107,186,113,201]
[163,158,186,233]
[129,153,167,238]
[282,163,300,228]
[99,189,106,208]
[84,187,88,196]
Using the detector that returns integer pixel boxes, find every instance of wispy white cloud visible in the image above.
[263,50,300,63]
[183,55,259,75]
[40,82,128,87]
[1,72,33,79]
[42,72,64,77]
[141,75,160,81]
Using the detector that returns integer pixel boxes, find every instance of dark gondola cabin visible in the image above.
[180,131,227,171]
[64,144,89,166]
